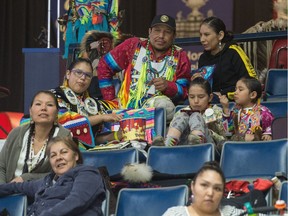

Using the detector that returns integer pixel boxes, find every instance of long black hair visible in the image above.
[201,16,234,43]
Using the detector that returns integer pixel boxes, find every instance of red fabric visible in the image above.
[4,112,24,128]
[253,178,273,191]
[0,113,12,139]
[225,178,274,197]
[225,180,250,194]
[268,39,288,69]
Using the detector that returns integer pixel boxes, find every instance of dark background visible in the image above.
[0,0,272,112]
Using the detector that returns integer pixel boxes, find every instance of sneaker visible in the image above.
[152,136,165,146]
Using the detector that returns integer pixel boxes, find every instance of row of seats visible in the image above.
[114,181,288,216]
[81,139,288,180]
[1,181,287,216]
[83,138,287,214]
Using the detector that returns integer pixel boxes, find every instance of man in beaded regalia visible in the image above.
[97,14,191,121]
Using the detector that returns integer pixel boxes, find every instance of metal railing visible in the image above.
[175,30,287,46]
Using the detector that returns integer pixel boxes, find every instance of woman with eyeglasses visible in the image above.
[50,58,123,149]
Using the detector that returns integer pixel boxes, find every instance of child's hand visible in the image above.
[245,133,255,141]
[218,94,229,106]
[217,93,229,115]
[191,72,202,81]
[262,134,272,141]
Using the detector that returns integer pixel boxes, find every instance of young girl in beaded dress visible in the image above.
[219,77,274,141]
[153,77,227,146]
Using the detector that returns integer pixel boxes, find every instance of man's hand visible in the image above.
[153,77,168,92]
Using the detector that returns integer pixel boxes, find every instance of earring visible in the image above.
[218,41,222,49]
[30,119,34,125]
[54,117,58,126]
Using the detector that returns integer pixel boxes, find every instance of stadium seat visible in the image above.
[263,69,287,101]
[220,139,288,206]
[0,194,27,216]
[220,139,288,180]
[82,148,138,177]
[154,108,166,137]
[279,181,288,203]
[272,117,288,139]
[115,185,189,216]
[147,143,214,175]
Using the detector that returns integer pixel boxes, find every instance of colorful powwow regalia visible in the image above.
[62,0,119,58]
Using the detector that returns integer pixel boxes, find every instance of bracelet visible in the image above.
[113,131,119,141]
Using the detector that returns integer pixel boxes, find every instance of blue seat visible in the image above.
[220,139,288,206]
[264,69,287,101]
[279,181,288,203]
[82,148,138,176]
[115,185,189,216]
[147,143,214,175]
[154,108,166,137]
[220,139,288,179]
[0,194,27,216]
[261,100,287,118]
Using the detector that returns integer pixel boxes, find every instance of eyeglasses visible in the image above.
[71,69,93,80]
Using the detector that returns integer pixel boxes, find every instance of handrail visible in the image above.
[175,30,288,46]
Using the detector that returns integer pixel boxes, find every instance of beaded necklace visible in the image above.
[144,41,175,80]
[119,39,177,109]
[27,135,48,172]
[23,124,56,173]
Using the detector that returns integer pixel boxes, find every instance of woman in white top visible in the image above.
[163,161,267,216]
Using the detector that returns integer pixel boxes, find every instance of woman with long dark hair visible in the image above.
[0,90,71,184]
